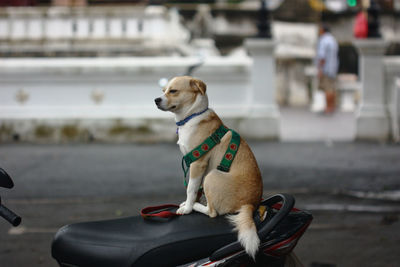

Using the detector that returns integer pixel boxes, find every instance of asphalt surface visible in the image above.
[0,142,400,267]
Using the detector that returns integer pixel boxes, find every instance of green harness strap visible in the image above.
[216,130,241,172]
[181,124,241,186]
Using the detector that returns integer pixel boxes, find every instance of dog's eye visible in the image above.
[169,90,178,94]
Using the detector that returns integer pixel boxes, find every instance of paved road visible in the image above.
[1,142,399,198]
[0,142,399,267]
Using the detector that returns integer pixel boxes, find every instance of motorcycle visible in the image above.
[1,164,312,267]
[0,168,21,227]
[51,193,312,267]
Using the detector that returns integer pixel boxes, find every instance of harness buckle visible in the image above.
[217,165,230,172]
[210,132,221,144]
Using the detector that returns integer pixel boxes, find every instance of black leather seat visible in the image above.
[52,194,312,267]
[52,212,236,267]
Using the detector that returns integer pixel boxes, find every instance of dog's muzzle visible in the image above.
[154,97,162,106]
[155,97,176,111]
[154,97,167,111]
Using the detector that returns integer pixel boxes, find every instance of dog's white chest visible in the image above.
[175,109,210,155]
[177,125,197,155]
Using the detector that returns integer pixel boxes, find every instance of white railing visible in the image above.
[0,6,189,53]
[392,78,400,142]
[384,57,400,142]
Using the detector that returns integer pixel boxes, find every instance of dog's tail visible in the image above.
[227,204,260,259]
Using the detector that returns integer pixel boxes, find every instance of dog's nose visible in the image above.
[154,98,162,105]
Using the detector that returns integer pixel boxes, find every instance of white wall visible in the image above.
[0,56,256,142]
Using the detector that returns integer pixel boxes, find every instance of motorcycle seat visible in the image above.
[52,211,236,267]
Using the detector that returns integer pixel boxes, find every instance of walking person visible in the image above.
[316,24,339,114]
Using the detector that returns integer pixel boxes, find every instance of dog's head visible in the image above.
[154,76,207,115]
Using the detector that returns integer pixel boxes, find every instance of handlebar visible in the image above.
[0,203,21,227]
[0,168,21,227]
[209,193,295,261]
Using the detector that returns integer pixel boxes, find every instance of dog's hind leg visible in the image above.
[193,202,208,215]
[193,202,218,217]
[203,170,239,216]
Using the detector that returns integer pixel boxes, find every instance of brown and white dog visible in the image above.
[154,76,263,258]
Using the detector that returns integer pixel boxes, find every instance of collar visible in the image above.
[176,108,209,127]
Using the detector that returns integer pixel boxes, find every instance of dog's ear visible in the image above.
[190,78,207,95]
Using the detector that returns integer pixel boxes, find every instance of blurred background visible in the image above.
[0,0,398,142]
[0,0,399,267]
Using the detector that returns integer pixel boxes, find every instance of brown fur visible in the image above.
[194,115,263,216]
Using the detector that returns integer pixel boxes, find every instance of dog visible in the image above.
[154,76,263,258]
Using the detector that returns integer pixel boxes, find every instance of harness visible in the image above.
[140,121,242,219]
[181,124,241,186]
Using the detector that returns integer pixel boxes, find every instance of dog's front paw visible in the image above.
[176,204,193,215]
